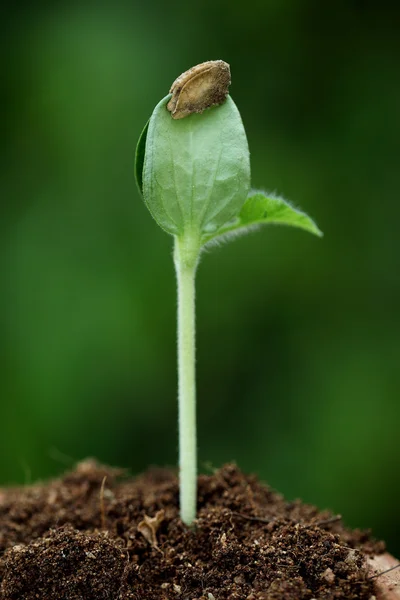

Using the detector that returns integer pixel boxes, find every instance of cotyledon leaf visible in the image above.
[141,94,250,237]
[202,190,323,245]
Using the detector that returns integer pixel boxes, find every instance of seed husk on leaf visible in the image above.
[167,60,231,119]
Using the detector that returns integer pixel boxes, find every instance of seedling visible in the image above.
[135,60,322,526]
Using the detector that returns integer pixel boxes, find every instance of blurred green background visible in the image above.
[1,0,399,554]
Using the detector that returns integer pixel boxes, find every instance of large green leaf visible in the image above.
[142,95,250,237]
[202,191,322,245]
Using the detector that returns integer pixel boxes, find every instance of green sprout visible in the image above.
[135,60,322,526]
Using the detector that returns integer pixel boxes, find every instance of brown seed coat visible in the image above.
[167,60,231,119]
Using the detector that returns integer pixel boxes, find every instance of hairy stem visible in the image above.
[174,233,200,526]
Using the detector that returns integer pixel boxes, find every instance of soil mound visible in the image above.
[0,460,385,599]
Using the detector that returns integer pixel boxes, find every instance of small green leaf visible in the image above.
[202,190,322,245]
[142,95,250,237]
[134,119,149,195]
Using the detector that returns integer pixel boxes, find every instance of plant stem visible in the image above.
[174,233,200,526]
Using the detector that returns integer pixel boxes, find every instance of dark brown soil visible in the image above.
[0,460,385,599]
